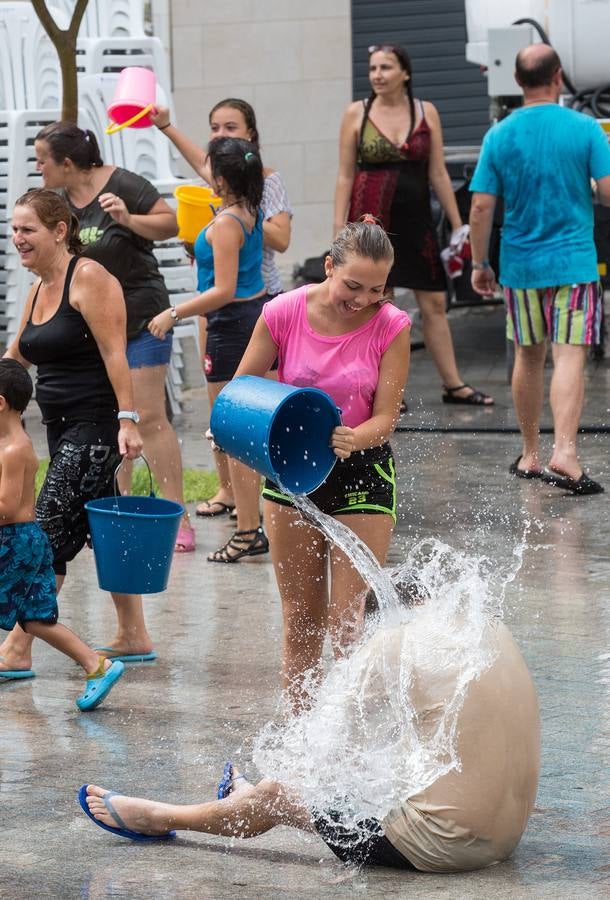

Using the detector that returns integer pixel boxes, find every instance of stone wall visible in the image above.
[168,0,351,277]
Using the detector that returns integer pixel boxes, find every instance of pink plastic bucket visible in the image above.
[107,67,156,132]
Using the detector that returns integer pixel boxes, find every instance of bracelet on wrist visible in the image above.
[158,122,171,131]
[471,260,490,271]
[169,306,179,321]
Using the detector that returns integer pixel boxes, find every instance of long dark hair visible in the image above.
[207,137,263,215]
[36,121,104,170]
[208,98,260,151]
[15,188,83,254]
[364,45,416,144]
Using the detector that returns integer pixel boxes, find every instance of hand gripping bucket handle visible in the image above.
[210,376,341,495]
[106,66,156,134]
[85,456,184,595]
[106,104,155,135]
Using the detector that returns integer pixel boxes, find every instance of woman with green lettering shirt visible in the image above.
[34,122,196,565]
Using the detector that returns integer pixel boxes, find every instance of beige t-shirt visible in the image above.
[382,620,540,872]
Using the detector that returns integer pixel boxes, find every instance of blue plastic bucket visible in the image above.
[85,458,184,594]
[210,376,341,494]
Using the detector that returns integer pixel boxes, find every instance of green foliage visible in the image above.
[35,459,218,503]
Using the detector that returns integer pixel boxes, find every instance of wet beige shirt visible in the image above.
[381,620,540,872]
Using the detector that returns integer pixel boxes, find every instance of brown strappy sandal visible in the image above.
[207,527,269,563]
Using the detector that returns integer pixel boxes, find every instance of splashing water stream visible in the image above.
[253,494,529,835]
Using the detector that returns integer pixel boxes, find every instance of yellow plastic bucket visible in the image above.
[174,185,222,243]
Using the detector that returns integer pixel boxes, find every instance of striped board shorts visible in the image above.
[503,281,603,346]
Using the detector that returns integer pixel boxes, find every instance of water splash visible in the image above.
[253,497,528,834]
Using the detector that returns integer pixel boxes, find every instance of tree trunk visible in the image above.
[31,0,89,122]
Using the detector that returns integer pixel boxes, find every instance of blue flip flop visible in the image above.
[0,669,35,680]
[76,660,125,711]
[77,785,176,842]
[95,648,158,663]
[217,761,246,800]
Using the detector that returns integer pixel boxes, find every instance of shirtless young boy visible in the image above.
[0,359,124,710]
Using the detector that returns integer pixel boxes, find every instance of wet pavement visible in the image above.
[3,301,609,898]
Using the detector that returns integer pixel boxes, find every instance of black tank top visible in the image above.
[19,256,118,424]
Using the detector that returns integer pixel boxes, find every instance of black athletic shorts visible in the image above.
[312,809,415,869]
[36,420,122,576]
[262,443,397,522]
[204,294,277,382]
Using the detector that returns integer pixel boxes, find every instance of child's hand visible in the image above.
[330,426,356,459]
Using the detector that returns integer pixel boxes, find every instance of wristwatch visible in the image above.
[169,306,179,320]
[117,410,141,424]
[471,260,490,270]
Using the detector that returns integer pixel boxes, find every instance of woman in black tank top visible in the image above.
[0,189,152,673]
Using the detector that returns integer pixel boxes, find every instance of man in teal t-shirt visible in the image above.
[469,43,610,495]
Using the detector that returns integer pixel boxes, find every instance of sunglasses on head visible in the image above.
[368,44,398,54]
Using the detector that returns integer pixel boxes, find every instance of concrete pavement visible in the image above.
[2,302,609,898]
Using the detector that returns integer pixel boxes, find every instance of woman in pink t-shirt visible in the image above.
[236,220,411,710]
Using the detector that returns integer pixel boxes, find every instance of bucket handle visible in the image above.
[105,103,154,135]
[112,455,155,511]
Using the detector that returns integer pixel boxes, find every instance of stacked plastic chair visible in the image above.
[0,0,197,411]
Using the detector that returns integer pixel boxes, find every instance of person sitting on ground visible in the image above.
[78,582,540,872]
[0,359,124,710]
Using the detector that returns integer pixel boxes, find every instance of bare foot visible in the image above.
[97,639,155,658]
[547,457,582,481]
[518,452,542,474]
[85,784,173,836]
[0,649,33,671]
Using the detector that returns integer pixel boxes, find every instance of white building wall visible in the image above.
[168,0,352,275]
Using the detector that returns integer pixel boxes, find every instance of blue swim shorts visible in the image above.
[126,329,173,369]
[0,522,57,630]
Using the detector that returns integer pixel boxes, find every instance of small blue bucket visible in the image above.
[85,457,184,594]
[210,375,341,494]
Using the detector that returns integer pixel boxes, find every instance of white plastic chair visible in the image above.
[0,3,68,110]
[52,0,145,38]
[77,36,171,95]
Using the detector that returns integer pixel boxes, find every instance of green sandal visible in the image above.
[207,527,269,563]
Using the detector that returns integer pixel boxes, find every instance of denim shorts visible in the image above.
[126,330,173,368]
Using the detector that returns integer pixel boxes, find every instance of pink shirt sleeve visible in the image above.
[262,285,305,345]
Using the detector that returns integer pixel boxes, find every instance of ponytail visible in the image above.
[36,121,104,170]
[330,217,394,267]
[68,212,84,254]
[208,137,263,215]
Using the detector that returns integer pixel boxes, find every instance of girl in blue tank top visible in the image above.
[149,137,270,564]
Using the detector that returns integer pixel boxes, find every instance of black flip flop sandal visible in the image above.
[207,527,269,563]
[509,456,543,480]
[442,384,494,406]
[541,469,604,495]
[195,500,235,518]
